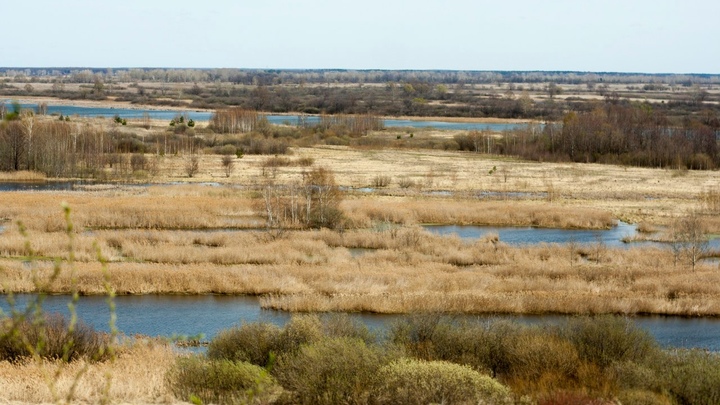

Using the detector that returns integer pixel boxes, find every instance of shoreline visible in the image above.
[1,95,536,124]
[0,95,212,112]
[1,290,719,318]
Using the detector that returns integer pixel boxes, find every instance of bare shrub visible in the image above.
[669,211,709,271]
[372,174,391,188]
[130,153,147,172]
[560,316,658,369]
[220,155,234,177]
[296,156,315,167]
[397,177,415,189]
[701,186,720,214]
[0,314,109,362]
[185,155,199,177]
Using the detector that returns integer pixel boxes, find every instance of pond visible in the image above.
[5,102,525,131]
[423,222,640,247]
[422,222,720,251]
[1,294,719,350]
[0,181,104,192]
[0,181,230,192]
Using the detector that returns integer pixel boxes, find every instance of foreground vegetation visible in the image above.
[2,313,720,404]
[1,68,719,402]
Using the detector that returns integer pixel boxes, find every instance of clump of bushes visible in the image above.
[372,359,511,405]
[208,322,282,367]
[274,337,381,405]
[166,357,278,404]
[172,314,720,404]
[0,313,110,362]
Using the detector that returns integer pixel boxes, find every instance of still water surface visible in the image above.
[1,294,718,350]
[6,102,524,131]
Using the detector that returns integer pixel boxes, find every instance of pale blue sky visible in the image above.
[2,0,717,73]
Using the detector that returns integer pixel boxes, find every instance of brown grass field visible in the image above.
[2,120,720,316]
[2,91,720,403]
[0,339,178,403]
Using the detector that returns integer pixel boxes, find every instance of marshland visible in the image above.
[2,68,720,403]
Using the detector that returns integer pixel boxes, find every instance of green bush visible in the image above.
[166,356,278,404]
[505,330,580,381]
[273,315,324,355]
[0,313,109,362]
[610,360,664,392]
[616,389,672,405]
[662,349,720,405]
[322,313,376,344]
[372,358,511,405]
[388,315,520,376]
[207,322,281,367]
[560,316,659,368]
[389,314,446,359]
[274,337,381,405]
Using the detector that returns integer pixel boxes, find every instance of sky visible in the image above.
[1,0,718,74]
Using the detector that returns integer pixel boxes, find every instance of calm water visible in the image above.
[1,294,719,350]
[0,181,229,192]
[6,102,523,131]
[424,222,638,247]
[423,223,720,250]
[0,181,100,191]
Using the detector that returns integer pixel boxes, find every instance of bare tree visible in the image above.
[141,112,151,130]
[302,167,343,229]
[221,155,234,178]
[1,121,27,170]
[185,155,200,178]
[670,211,709,271]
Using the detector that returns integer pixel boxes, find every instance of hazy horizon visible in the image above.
[1,0,718,74]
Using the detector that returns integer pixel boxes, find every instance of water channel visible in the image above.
[6,102,524,131]
[1,294,719,351]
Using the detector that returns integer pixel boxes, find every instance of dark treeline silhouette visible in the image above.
[2,69,719,121]
[3,68,720,85]
[498,104,720,169]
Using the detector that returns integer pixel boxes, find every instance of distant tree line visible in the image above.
[496,104,720,169]
[3,68,720,86]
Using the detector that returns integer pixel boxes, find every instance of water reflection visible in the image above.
[6,102,526,131]
[2,294,720,350]
[423,222,639,247]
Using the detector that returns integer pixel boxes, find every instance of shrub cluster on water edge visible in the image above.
[166,313,720,405]
[0,204,120,403]
[0,313,110,362]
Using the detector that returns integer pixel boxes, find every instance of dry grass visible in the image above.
[343,198,614,229]
[0,170,46,181]
[0,186,262,232]
[2,135,720,315]
[2,226,719,316]
[0,339,177,404]
[107,146,719,228]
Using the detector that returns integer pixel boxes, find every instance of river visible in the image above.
[5,102,524,131]
[1,294,718,350]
